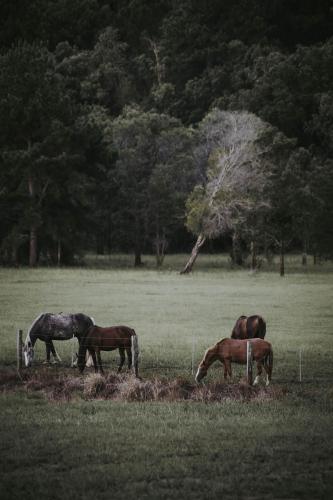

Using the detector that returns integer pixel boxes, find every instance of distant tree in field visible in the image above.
[181,109,271,274]
[111,106,194,266]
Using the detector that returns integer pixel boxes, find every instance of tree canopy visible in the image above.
[0,0,332,270]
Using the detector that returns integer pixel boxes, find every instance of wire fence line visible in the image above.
[16,330,333,382]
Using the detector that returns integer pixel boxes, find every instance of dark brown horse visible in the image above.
[195,338,273,385]
[231,315,266,339]
[78,325,139,376]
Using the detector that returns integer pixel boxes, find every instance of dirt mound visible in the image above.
[0,368,285,402]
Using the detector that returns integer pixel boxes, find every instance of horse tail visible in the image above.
[265,346,273,380]
[77,341,88,373]
[77,326,93,372]
[131,330,139,377]
[246,316,255,338]
[247,315,266,339]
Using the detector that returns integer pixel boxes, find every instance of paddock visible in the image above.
[1,262,333,500]
[16,328,308,385]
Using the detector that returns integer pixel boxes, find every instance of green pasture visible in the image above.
[0,254,333,499]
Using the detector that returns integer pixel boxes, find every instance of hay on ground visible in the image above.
[0,369,286,402]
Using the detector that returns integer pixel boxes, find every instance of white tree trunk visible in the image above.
[180,234,206,274]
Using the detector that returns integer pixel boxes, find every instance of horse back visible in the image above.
[29,312,93,341]
[218,338,271,363]
[247,315,266,339]
[231,316,247,339]
[84,325,136,350]
[218,338,247,362]
[250,338,272,360]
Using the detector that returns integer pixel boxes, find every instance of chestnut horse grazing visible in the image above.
[195,338,273,386]
[231,315,266,339]
[78,325,139,376]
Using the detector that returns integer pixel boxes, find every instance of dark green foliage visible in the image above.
[111,106,195,264]
[0,0,109,49]
[0,0,332,266]
[0,42,95,264]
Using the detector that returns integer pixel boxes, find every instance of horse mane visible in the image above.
[25,312,46,344]
[201,341,221,366]
[216,338,228,346]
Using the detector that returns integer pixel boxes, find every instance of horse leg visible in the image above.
[95,347,104,374]
[50,340,62,363]
[85,351,94,367]
[44,341,52,363]
[223,360,231,380]
[253,361,263,385]
[88,348,98,372]
[118,348,126,373]
[126,347,132,371]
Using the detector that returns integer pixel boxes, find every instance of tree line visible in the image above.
[0,0,332,274]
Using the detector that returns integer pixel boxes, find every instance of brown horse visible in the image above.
[231,315,266,339]
[195,338,273,385]
[77,325,139,376]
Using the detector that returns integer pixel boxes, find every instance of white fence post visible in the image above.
[246,341,253,385]
[17,329,23,370]
[191,336,195,375]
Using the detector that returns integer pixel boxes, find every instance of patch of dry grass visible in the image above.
[0,368,285,403]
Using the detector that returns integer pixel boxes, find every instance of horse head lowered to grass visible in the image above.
[77,325,139,377]
[195,338,273,386]
[23,313,94,366]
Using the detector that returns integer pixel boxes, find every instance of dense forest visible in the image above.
[0,0,332,272]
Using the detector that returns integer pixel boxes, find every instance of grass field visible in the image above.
[0,254,333,499]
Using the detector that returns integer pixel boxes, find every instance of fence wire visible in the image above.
[17,332,333,383]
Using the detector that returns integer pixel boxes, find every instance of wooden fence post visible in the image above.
[17,329,23,370]
[299,348,302,383]
[246,341,253,385]
[191,336,196,375]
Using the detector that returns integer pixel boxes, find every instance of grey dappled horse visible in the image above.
[23,313,94,366]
